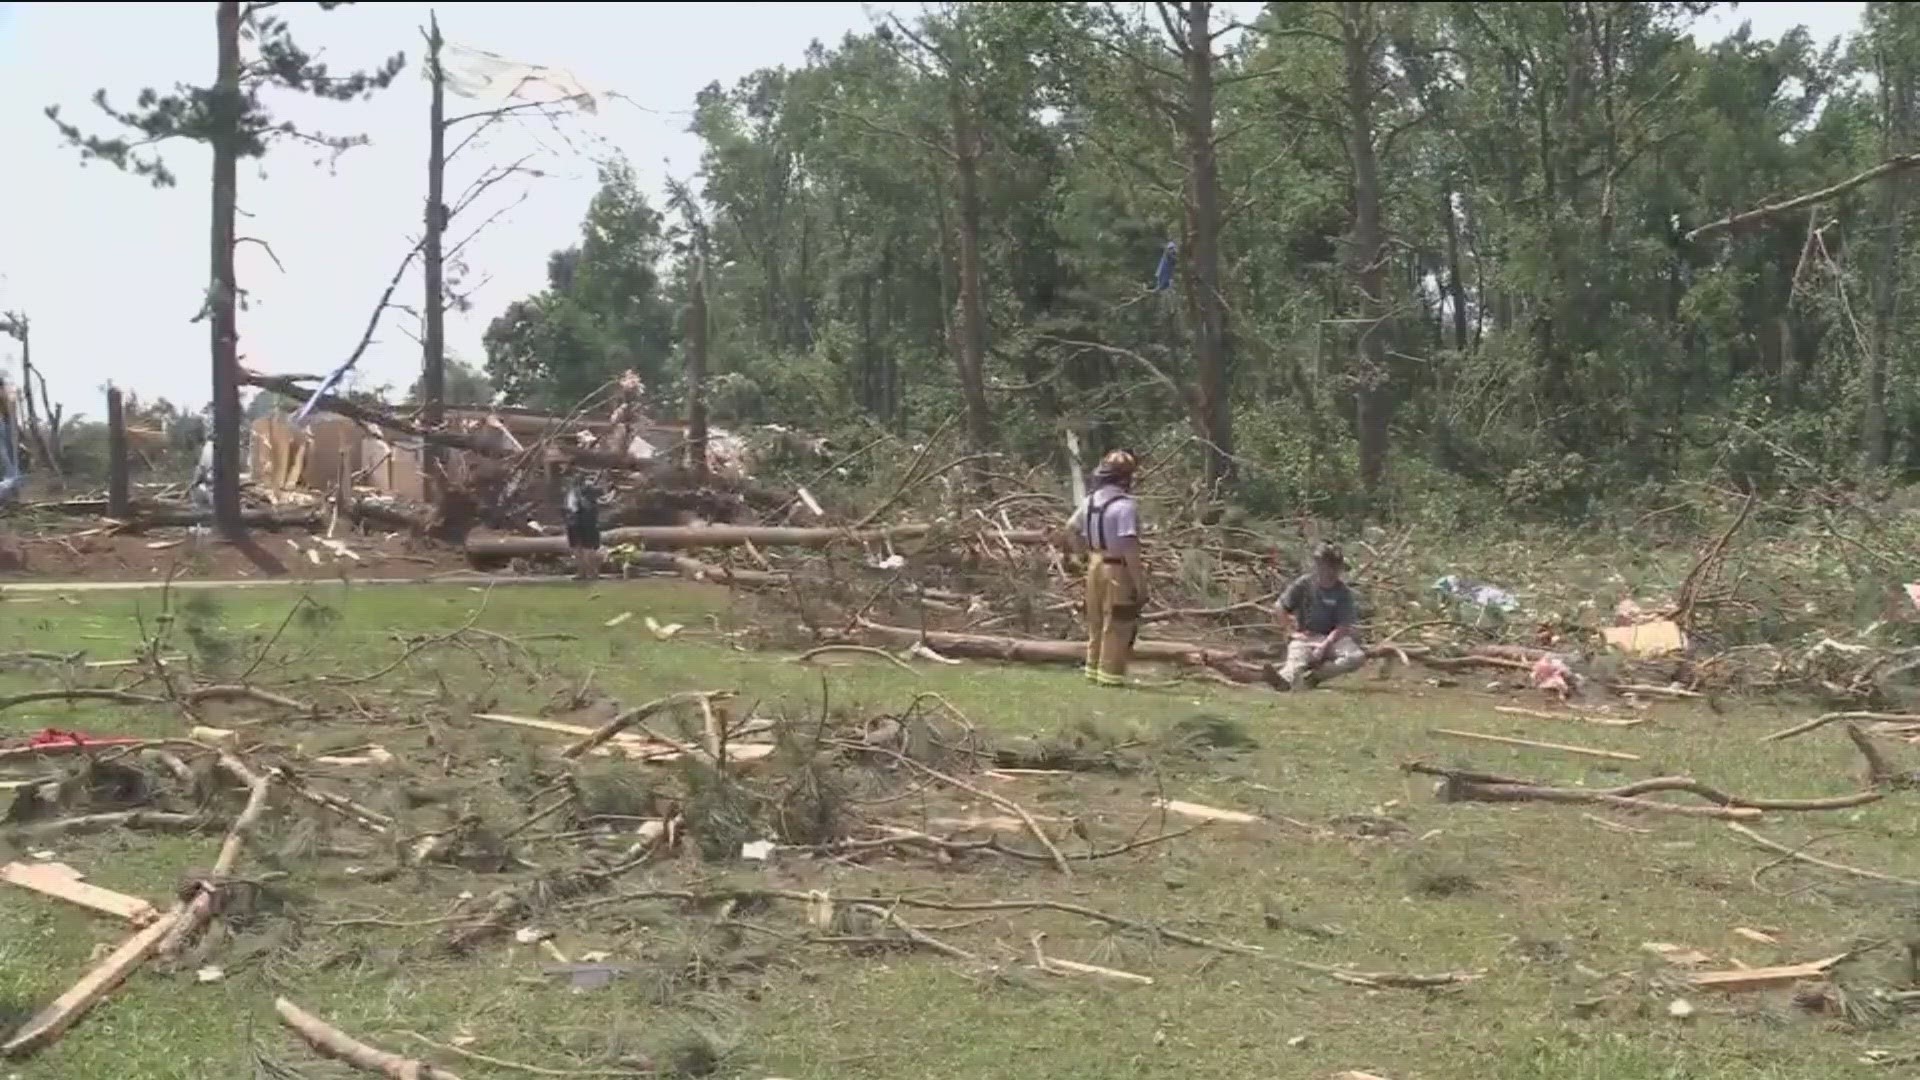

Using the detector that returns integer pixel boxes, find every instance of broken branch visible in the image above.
[276,997,464,1079]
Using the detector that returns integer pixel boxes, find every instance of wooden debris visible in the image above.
[1643,941,1713,967]
[1409,762,1879,818]
[1153,798,1261,824]
[1726,822,1920,887]
[1688,954,1847,992]
[313,745,395,768]
[1,909,181,1057]
[159,751,275,958]
[275,997,464,1079]
[557,691,736,760]
[1029,932,1154,985]
[190,725,238,747]
[1494,705,1647,728]
[1734,928,1780,946]
[0,861,157,925]
[1602,619,1687,657]
[1612,682,1703,700]
[1430,728,1642,761]
[1763,710,1920,743]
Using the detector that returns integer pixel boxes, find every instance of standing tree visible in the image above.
[46,1,403,538]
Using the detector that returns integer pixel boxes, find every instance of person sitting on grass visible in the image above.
[563,469,605,581]
[1269,542,1367,691]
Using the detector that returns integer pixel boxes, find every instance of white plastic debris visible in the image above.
[740,839,776,862]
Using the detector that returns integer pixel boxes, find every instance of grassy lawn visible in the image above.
[0,580,1913,1079]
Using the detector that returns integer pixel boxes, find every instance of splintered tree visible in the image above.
[419,17,590,496]
[666,178,713,481]
[46,1,402,539]
[0,311,60,479]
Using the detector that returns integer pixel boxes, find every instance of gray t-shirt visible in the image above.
[1066,486,1139,554]
[1280,574,1357,636]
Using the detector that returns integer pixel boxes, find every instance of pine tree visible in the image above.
[46,1,403,538]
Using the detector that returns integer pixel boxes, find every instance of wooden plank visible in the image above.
[0,862,157,925]
[1,909,180,1056]
[1429,728,1642,762]
[1688,954,1847,992]
[1153,798,1260,824]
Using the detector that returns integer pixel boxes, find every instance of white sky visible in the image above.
[0,1,1869,420]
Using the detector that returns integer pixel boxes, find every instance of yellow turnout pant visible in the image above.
[1083,557,1140,686]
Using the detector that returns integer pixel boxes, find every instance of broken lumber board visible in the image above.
[1688,954,1847,992]
[1154,798,1260,824]
[0,862,157,925]
[1430,728,1641,761]
[1,909,180,1057]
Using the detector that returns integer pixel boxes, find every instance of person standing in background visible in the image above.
[564,468,605,580]
[1065,450,1147,686]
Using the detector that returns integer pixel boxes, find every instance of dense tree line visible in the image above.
[498,3,1920,517]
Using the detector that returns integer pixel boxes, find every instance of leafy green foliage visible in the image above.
[482,160,672,409]
[464,1,1920,522]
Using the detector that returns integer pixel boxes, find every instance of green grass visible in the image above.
[0,580,1914,1079]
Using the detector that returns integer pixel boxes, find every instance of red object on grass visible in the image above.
[17,728,143,751]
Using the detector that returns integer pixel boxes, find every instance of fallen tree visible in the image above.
[244,371,665,475]
[465,523,1050,563]
[851,620,1279,683]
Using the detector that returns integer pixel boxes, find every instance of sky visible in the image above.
[0,1,1872,421]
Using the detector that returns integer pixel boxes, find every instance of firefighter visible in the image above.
[1065,450,1147,686]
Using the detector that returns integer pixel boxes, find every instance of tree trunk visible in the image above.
[1181,0,1234,486]
[14,324,58,480]
[421,14,448,501]
[1442,189,1469,352]
[949,85,994,453]
[106,386,130,518]
[210,0,245,540]
[686,251,710,481]
[1342,1,1391,491]
[1866,52,1914,471]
